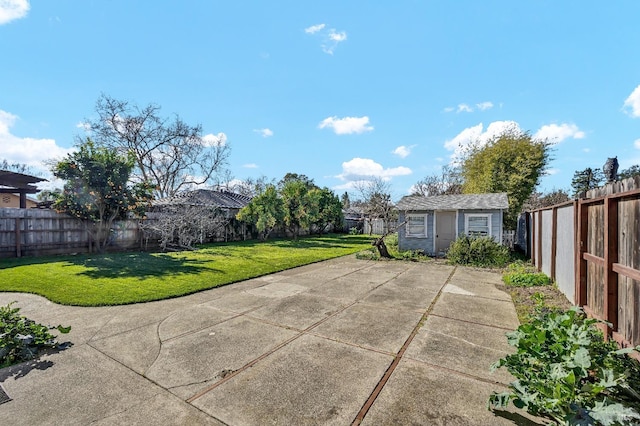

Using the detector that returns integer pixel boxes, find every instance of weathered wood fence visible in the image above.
[530,176,640,349]
[0,208,144,258]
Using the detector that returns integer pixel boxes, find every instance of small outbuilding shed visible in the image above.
[396,192,509,256]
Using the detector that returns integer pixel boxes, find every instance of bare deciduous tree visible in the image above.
[142,205,230,251]
[84,94,230,198]
[354,178,398,258]
[411,165,463,197]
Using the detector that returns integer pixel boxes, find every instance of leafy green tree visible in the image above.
[280,179,313,239]
[36,189,62,202]
[236,185,283,240]
[52,139,153,252]
[461,128,552,229]
[278,172,316,190]
[340,191,350,209]
[619,165,640,180]
[308,187,344,235]
[571,167,604,197]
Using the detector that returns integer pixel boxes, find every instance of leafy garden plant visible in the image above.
[503,260,551,287]
[489,306,640,425]
[446,235,511,268]
[0,302,71,368]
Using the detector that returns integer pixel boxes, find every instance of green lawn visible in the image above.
[0,234,372,306]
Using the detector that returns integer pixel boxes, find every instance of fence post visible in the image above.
[603,196,619,333]
[536,211,543,271]
[551,207,558,282]
[575,200,588,307]
[15,217,21,258]
[530,211,536,265]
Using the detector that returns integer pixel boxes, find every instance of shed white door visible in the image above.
[435,211,456,253]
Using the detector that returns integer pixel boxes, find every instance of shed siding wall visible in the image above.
[399,208,504,255]
[398,211,435,254]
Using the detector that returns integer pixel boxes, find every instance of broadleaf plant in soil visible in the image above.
[0,302,71,368]
[489,306,640,425]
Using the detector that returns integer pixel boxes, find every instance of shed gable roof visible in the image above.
[153,189,251,209]
[396,192,508,211]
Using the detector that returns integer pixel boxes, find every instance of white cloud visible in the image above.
[328,29,347,42]
[443,107,455,113]
[546,168,560,176]
[534,123,585,143]
[457,104,473,113]
[322,29,347,54]
[305,23,347,54]
[243,163,258,169]
[0,109,73,189]
[304,23,325,34]
[202,132,227,147]
[476,101,494,111]
[319,116,373,135]
[336,157,412,184]
[444,121,523,163]
[0,0,29,25]
[392,145,413,158]
[583,148,591,153]
[634,139,640,150]
[623,85,640,118]
[253,128,273,138]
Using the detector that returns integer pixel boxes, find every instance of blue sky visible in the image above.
[1,1,640,201]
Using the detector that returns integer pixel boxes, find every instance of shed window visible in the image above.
[465,214,491,237]
[406,214,427,238]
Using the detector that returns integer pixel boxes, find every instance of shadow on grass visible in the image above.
[199,234,374,251]
[72,253,214,280]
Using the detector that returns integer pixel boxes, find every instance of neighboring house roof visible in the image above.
[396,192,509,211]
[153,189,252,209]
[0,170,47,194]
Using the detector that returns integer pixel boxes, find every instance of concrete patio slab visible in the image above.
[248,293,347,330]
[306,275,383,301]
[312,302,422,354]
[362,284,439,312]
[191,334,392,426]
[158,304,239,341]
[362,359,545,426]
[431,292,521,329]
[443,279,513,301]
[405,315,515,384]
[0,345,162,426]
[145,316,298,395]
[0,256,540,425]
[91,393,225,426]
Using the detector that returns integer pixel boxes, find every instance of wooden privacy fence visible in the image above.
[530,176,640,349]
[0,208,143,258]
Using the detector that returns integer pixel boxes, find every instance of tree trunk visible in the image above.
[372,236,392,258]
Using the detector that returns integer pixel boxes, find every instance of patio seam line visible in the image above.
[351,266,458,426]
[419,328,511,355]
[185,264,412,404]
[76,342,227,425]
[429,313,516,331]
[304,331,397,357]
[184,299,360,404]
[442,291,513,303]
[161,306,262,343]
[400,356,512,390]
